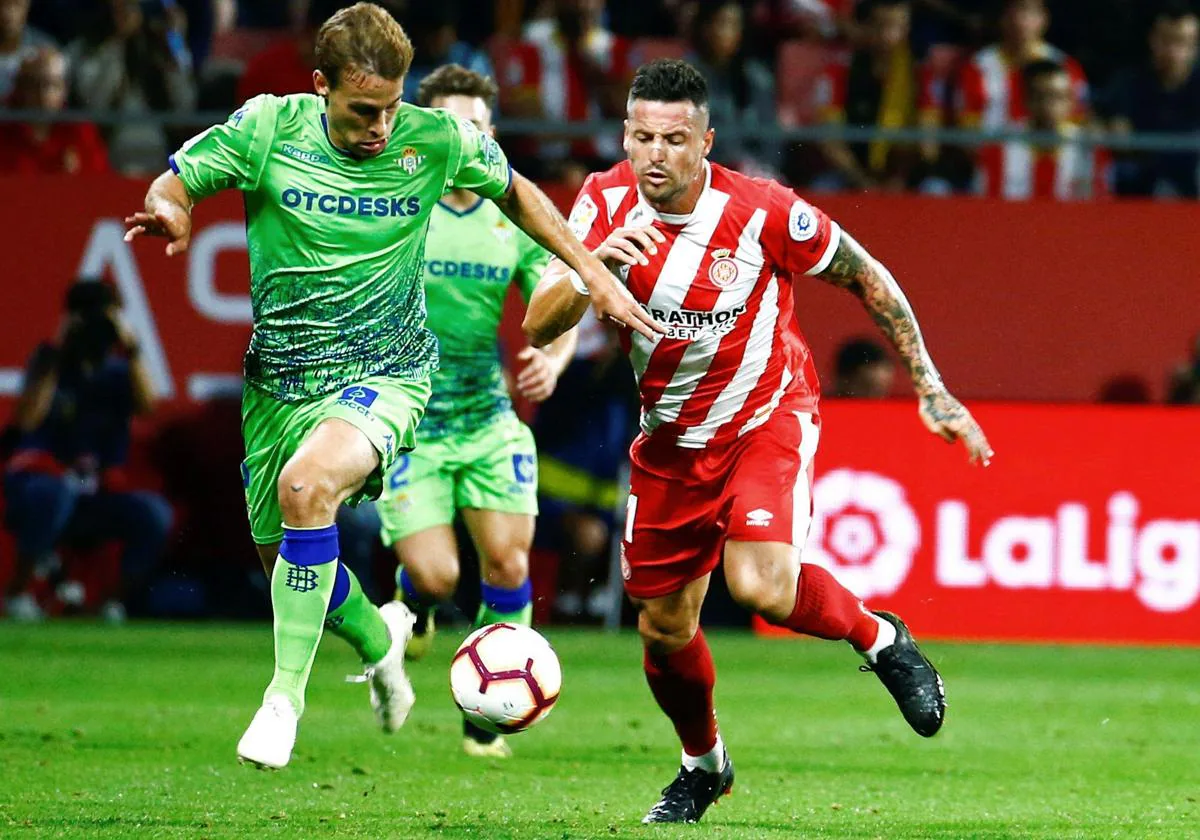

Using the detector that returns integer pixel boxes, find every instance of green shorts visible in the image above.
[241,376,431,544]
[378,413,538,546]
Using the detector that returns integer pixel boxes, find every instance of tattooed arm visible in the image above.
[817,231,994,466]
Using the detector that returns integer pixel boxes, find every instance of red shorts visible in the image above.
[620,409,821,599]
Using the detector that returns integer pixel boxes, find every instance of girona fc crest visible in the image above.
[708,248,739,288]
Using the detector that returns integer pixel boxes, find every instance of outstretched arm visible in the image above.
[816,231,994,466]
[494,174,665,344]
[123,170,195,256]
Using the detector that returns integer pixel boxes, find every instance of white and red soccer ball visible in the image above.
[449,623,562,734]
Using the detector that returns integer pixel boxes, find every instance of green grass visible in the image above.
[0,624,1196,839]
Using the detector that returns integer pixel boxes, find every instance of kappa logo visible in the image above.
[340,386,379,408]
[746,508,774,527]
[708,248,739,288]
[788,200,819,242]
[512,453,536,485]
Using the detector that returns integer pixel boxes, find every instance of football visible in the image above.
[449,623,562,735]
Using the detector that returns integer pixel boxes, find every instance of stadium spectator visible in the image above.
[831,338,895,397]
[813,0,928,191]
[64,0,197,175]
[686,1,779,175]
[500,0,633,186]
[535,319,638,622]
[0,48,110,174]
[401,0,494,105]
[953,0,1088,131]
[1106,2,1200,199]
[0,0,54,101]
[3,280,172,622]
[237,0,352,101]
[974,59,1109,200]
[1167,332,1200,404]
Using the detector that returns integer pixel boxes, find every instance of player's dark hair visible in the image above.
[1022,57,1066,88]
[315,2,414,88]
[835,339,888,378]
[416,64,498,110]
[628,59,709,110]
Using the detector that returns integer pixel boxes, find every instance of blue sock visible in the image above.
[476,580,533,626]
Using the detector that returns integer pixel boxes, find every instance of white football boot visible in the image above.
[351,601,416,733]
[237,695,298,769]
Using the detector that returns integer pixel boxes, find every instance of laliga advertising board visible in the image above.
[753,401,1200,645]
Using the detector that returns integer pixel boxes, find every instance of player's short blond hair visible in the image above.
[315,2,414,89]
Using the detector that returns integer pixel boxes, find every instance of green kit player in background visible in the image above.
[377,65,576,759]
[123,2,661,770]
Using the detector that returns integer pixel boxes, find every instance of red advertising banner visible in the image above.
[754,400,1200,645]
[3,175,1199,408]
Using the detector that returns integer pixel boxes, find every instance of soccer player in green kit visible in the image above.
[123,3,661,770]
[375,65,576,759]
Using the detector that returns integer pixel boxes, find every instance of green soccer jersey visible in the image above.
[170,93,512,402]
[418,199,550,440]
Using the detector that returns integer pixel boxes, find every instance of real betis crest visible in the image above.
[399,146,425,175]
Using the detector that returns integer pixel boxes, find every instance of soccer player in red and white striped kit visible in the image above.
[524,59,993,825]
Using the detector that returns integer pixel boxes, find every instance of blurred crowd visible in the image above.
[2,0,1200,199]
[3,0,1200,623]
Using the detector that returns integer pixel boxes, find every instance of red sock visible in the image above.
[643,629,719,757]
[778,564,880,651]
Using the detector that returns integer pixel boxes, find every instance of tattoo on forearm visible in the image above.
[820,233,941,392]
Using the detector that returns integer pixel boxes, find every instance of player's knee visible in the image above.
[724,557,775,615]
[276,463,340,525]
[637,608,698,656]
[482,546,529,590]
[401,555,460,602]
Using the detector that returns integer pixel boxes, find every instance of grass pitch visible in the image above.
[0,623,1196,839]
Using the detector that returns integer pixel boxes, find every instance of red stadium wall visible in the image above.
[1,176,1197,642]
[754,400,1200,645]
[2,175,1198,406]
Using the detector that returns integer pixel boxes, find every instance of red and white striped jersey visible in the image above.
[568,160,840,456]
[956,44,1089,129]
[975,133,1110,200]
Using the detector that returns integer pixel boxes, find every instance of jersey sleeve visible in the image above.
[169,95,278,199]
[514,228,552,302]
[446,115,513,200]
[566,174,611,252]
[762,182,842,277]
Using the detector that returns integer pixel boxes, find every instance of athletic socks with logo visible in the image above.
[265,524,339,715]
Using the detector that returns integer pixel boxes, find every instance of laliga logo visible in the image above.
[805,469,921,599]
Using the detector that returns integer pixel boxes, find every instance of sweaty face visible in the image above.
[623,99,713,211]
[315,67,405,159]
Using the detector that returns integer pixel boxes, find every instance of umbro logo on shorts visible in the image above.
[340,386,379,408]
[746,508,774,527]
